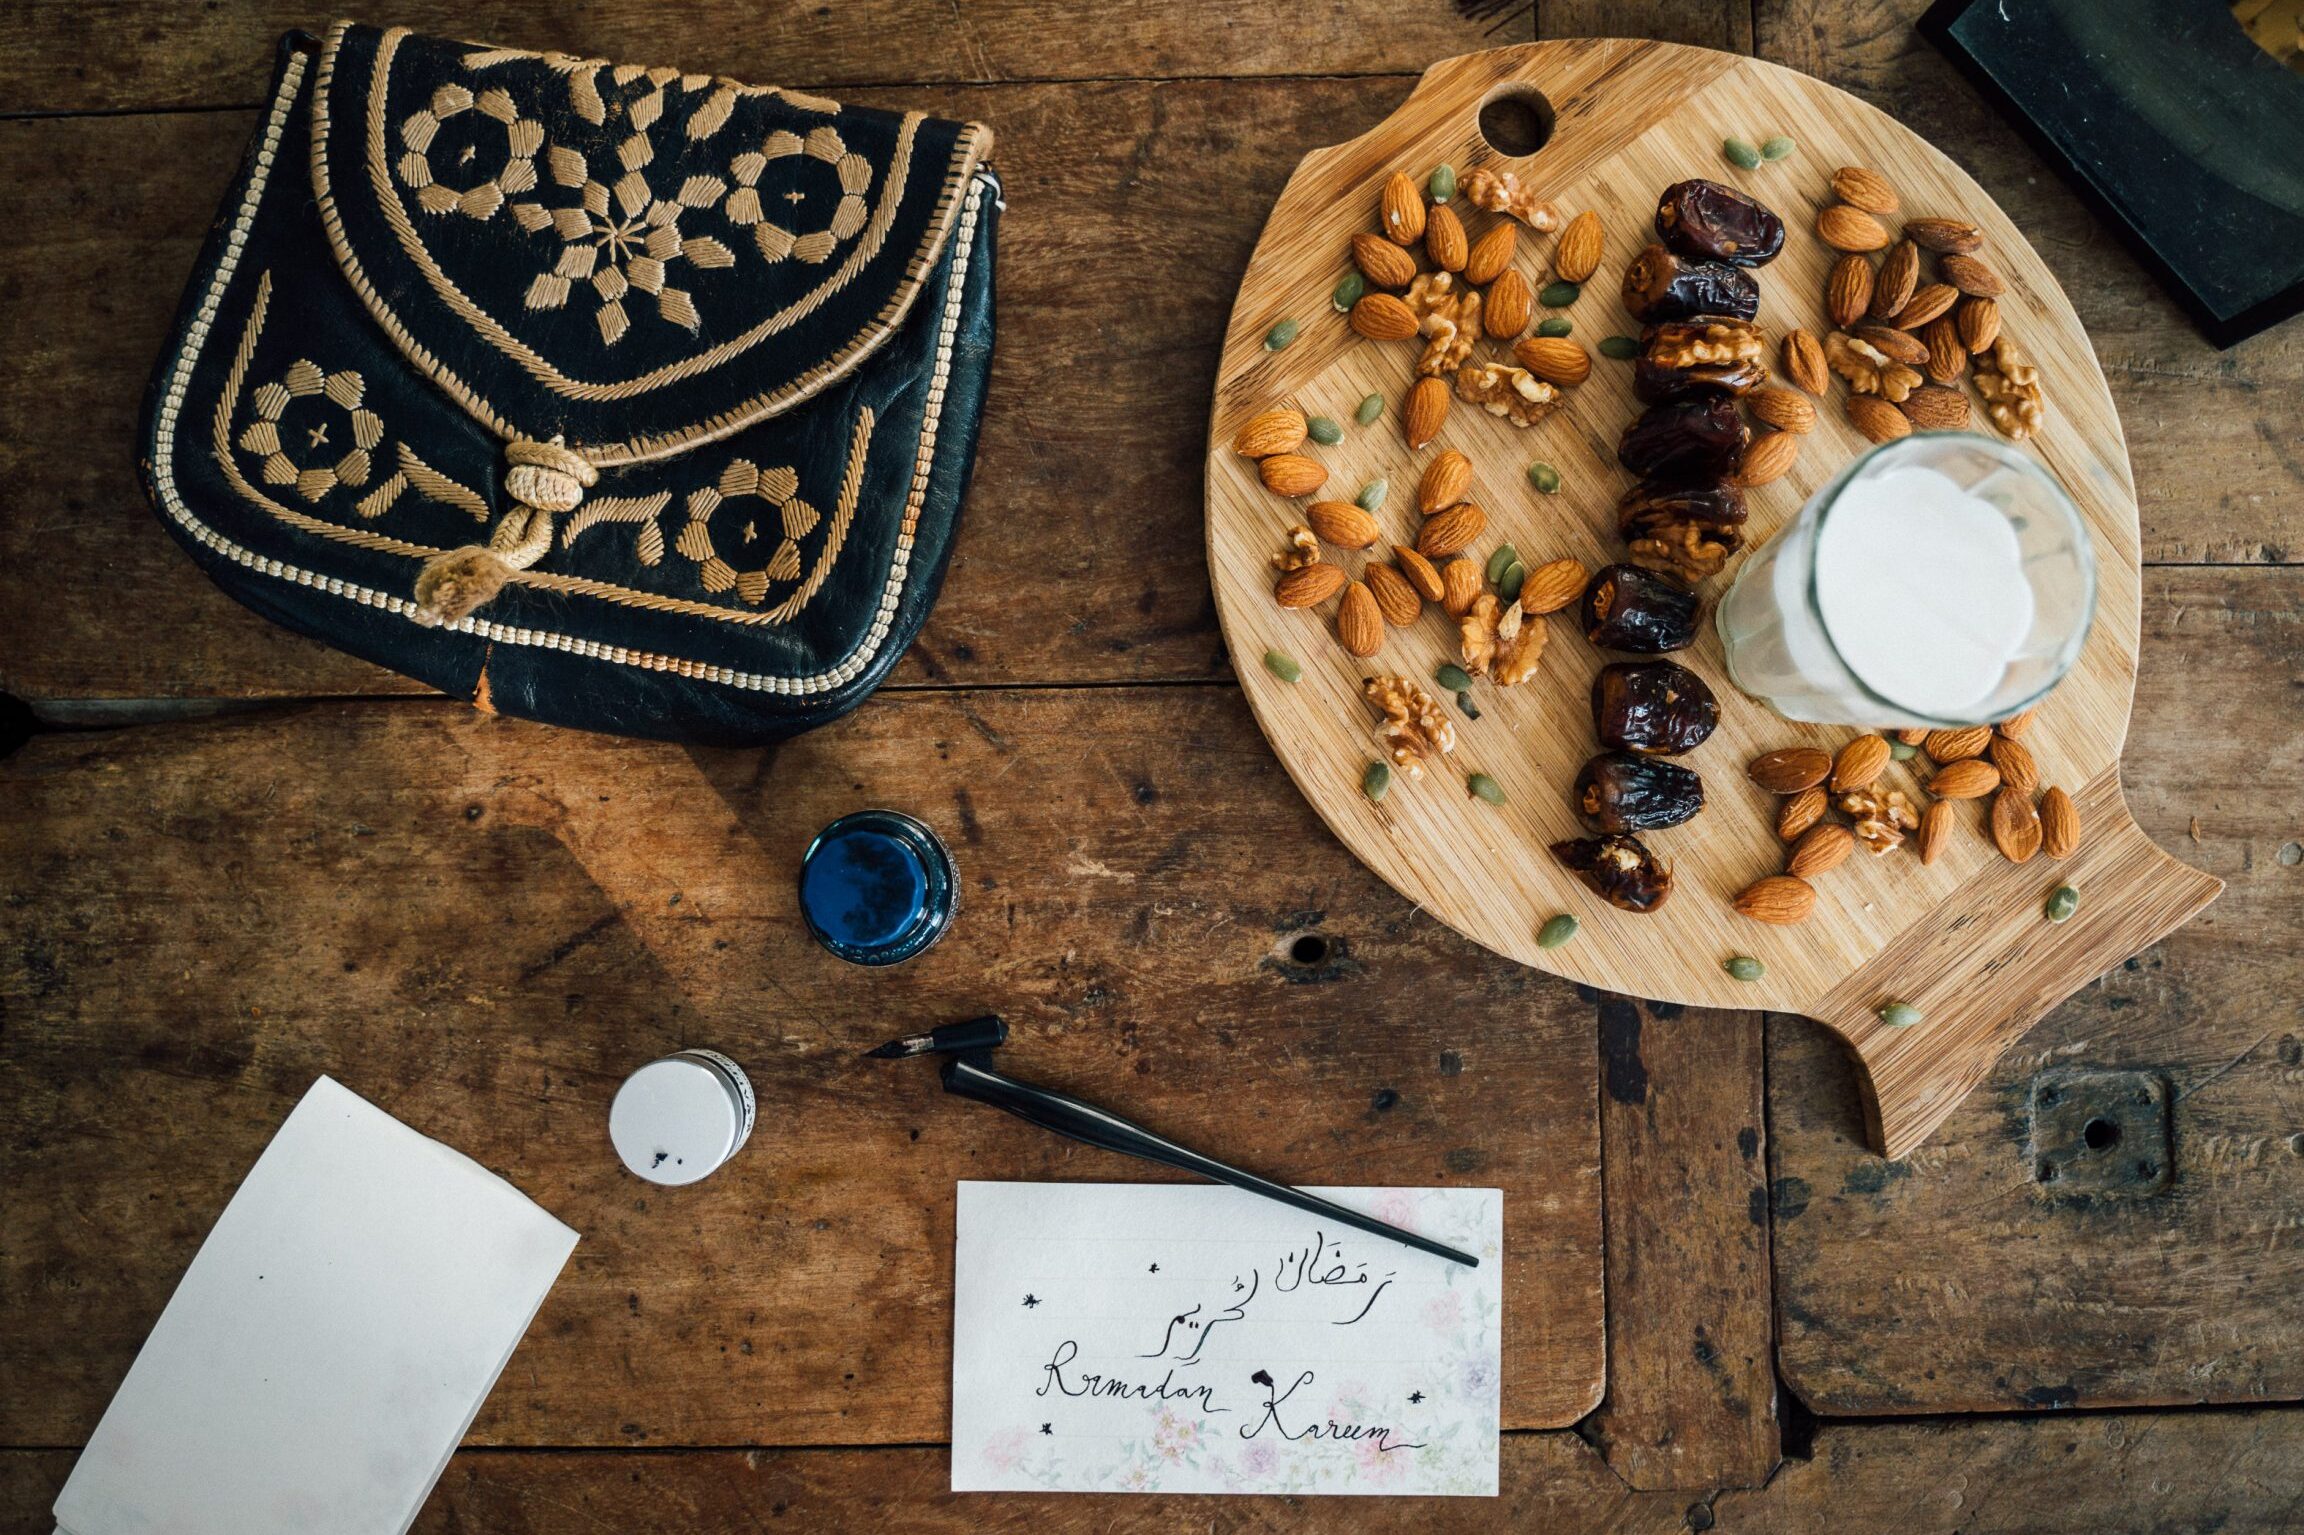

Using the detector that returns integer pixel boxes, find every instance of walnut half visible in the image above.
[1462,167,1561,232]
[1826,330,1922,403]
[1363,675,1456,778]
[1453,363,1559,427]
[1407,272,1482,377]
[1459,595,1549,686]
[1627,518,1740,584]
[1973,336,2045,441]
[1270,524,1319,572]
[1839,786,1920,855]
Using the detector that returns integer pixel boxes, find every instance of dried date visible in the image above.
[1591,660,1720,756]
[1617,396,1749,481]
[1583,563,1703,653]
[1621,244,1760,324]
[1551,834,1675,913]
[1655,178,1785,267]
[1575,752,1706,833]
[1615,480,1748,541]
[1632,318,1769,402]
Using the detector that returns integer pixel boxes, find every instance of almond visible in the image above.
[1232,408,1306,458]
[1258,453,1327,498]
[1484,270,1533,338]
[1904,217,1983,255]
[1830,165,1901,214]
[1513,335,1591,387]
[1747,385,1817,434]
[1273,562,1346,608]
[1871,240,1919,320]
[1833,734,1891,793]
[1351,291,1420,341]
[1783,328,1829,396]
[1735,874,1817,925]
[1738,430,1799,487]
[1826,254,1875,329]
[1924,725,1992,760]
[1991,785,2042,862]
[1380,171,1425,246]
[2040,785,2080,858]
[1922,316,1967,383]
[1929,757,2002,799]
[1518,557,1586,615]
[1777,786,1828,842]
[1418,450,1473,514]
[1337,580,1384,657]
[1940,252,2006,298]
[1818,204,1891,252]
[1306,499,1380,549]
[1403,376,1449,449]
[1425,201,1469,273]
[1788,822,1856,879]
[1956,295,2002,353]
[1416,501,1485,559]
[1350,232,1417,290]
[1847,394,1910,444]
[1365,561,1423,626]
[1554,209,1605,283]
[1749,746,1833,794]
[1439,556,1482,617]
[1895,727,1929,746]
[1996,706,2035,738]
[1891,282,1959,331]
[1900,384,1971,430]
[1393,544,1445,602]
[1988,734,2040,794]
[1853,323,1929,365]
[1917,798,1954,865]
[1464,222,1517,287]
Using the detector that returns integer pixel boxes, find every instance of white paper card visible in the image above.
[951,1182,1501,1496]
[55,1076,579,1535]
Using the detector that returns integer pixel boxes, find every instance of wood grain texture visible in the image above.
[1586,998,1778,1490]
[1771,566,2304,1412]
[1204,39,2217,1153]
[0,690,1605,1446]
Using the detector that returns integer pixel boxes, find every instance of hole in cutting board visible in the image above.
[1477,86,1554,157]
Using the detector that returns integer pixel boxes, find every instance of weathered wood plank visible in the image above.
[1542,0,1754,52]
[0,687,1606,1447]
[1587,998,1777,1490]
[0,2,1525,116]
[1771,565,2304,1413]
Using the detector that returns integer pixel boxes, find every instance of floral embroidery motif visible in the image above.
[395,84,543,219]
[722,126,873,265]
[236,360,384,502]
[676,459,822,604]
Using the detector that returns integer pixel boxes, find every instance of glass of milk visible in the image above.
[1716,433,2095,728]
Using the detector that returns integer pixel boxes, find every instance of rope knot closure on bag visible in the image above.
[411,436,599,627]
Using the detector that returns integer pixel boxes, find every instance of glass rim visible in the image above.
[1801,432,2098,730]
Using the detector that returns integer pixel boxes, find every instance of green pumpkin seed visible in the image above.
[1262,648,1302,684]
[1598,334,1640,360]
[1877,1001,1924,1029]
[1536,316,1573,338]
[1760,134,1797,162]
[1355,391,1384,426]
[1889,739,1918,761]
[1355,477,1388,513]
[1362,760,1392,803]
[1307,415,1343,445]
[2045,884,2080,923]
[1428,163,1458,204]
[1538,280,1581,308]
[1498,561,1527,605]
[1456,690,1481,720]
[1724,954,1766,982]
[1332,272,1366,313]
[1526,462,1562,495]
[1434,662,1475,694]
[1265,318,1301,351]
[1485,543,1522,587]
[1723,136,1762,170]
[1538,913,1579,949]
[1468,773,1507,806]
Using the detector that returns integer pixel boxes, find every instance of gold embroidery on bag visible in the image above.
[518,128,735,344]
[395,82,542,220]
[355,443,491,522]
[234,359,384,501]
[723,125,873,265]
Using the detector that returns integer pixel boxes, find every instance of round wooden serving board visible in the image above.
[1205,39,2221,1158]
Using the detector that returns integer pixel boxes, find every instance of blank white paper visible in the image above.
[54,1076,579,1535]
[951,1182,1502,1496]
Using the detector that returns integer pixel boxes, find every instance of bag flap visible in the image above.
[312,22,990,464]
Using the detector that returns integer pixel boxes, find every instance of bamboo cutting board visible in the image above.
[1205,39,2221,1158]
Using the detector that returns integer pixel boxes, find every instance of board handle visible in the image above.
[1804,775,2219,1159]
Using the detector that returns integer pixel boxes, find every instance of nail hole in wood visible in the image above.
[1290,934,1330,966]
[2082,1117,2121,1151]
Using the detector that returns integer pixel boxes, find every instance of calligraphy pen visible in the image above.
[864,1017,1478,1269]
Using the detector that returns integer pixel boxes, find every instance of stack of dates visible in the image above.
[1549,181,1783,916]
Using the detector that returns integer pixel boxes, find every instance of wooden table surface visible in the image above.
[1,2,2298,1530]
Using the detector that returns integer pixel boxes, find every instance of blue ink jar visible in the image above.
[798,810,956,966]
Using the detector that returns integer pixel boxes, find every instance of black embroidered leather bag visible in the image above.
[142,23,997,742]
